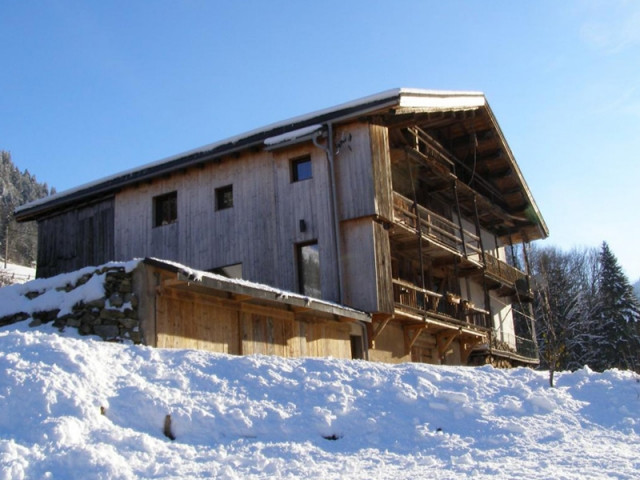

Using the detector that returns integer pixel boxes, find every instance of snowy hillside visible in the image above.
[0,261,35,286]
[1,321,639,479]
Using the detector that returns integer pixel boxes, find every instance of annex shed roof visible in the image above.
[143,258,371,323]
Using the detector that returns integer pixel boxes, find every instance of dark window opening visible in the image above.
[216,185,233,210]
[297,241,320,298]
[350,335,364,360]
[291,156,312,182]
[154,191,177,227]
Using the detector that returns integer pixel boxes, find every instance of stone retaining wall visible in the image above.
[0,265,142,343]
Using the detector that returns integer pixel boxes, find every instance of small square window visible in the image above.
[153,191,177,227]
[291,156,312,182]
[216,185,233,210]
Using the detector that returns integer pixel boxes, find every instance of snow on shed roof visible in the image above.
[15,88,487,221]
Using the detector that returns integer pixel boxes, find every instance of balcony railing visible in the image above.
[483,254,528,291]
[393,192,482,259]
[392,191,529,293]
[392,278,490,330]
[492,331,539,361]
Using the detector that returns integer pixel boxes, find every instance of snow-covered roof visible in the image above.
[144,258,371,322]
[14,88,488,221]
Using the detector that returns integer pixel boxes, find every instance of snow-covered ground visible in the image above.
[1,321,638,479]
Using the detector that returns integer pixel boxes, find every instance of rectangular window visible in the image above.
[153,191,177,227]
[350,335,365,360]
[291,155,312,182]
[297,241,321,298]
[216,185,233,210]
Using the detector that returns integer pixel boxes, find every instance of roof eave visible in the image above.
[15,91,404,222]
[482,102,549,241]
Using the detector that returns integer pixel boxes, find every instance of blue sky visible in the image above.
[1,1,639,280]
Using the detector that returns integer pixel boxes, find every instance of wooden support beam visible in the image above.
[160,279,190,289]
[289,305,312,313]
[403,324,427,353]
[229,293,253,302]
[436,329,460,360]
[460,336,485,364]
[368,314,393,348]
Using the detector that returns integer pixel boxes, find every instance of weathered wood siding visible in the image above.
[341,218,394,314]
[270,144,339,301]
[154,285,352,358]
[114,144,339,302]
[335,123,393,222]
[368,322,410,363]
[156,288,240,353]
[36,197,115,277]
[369,124,394,221]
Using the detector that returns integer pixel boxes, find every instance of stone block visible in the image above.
[119,317,138,329]
[32,309,60,323]
[100,309,125,321]
[86,298,106,309]
[94,325,119,339]
[109,293,124,308]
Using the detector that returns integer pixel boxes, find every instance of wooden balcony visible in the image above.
[483,254,532,298]
[392,192,482,265]
[491,332,539,364]
[391,191,531,297]
[392,278,490,331]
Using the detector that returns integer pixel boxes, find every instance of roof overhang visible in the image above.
[376,95,548,242]
[14,88,547,241]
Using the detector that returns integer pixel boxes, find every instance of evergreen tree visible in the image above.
[594,242,640,371]
[0,150,54,267]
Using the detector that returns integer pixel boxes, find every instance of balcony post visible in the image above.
[408,153,426,290]
[472,195,486,266]
[452,182,468,258]
[473,194,492,320]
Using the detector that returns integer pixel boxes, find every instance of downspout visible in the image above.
[359,320,370,360]
[314,125,369,361]
[313,123,343,304]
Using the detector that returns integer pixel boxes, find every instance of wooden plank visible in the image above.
[160,286,296,320]
[369,124,394,222]
[437,330,459,360]
[460,336,484,364]
[36,197,115,278]
[371,315,393,343]
[334,123,377,221]
[403,324,427,352]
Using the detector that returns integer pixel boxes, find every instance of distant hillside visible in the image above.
[0,150,55,268]
[634,279,640,301]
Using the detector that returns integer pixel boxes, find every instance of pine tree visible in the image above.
[594,242,640,371]
[1,150,53,267]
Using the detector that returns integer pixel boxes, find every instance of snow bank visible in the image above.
[0,260,140,320]
[1,321,638,479]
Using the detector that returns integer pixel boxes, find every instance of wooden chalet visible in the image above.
[15,88,548,366]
